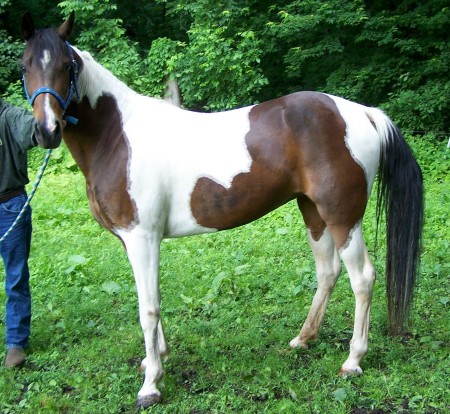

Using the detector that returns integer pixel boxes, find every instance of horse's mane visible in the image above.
[76,47,137,98]
[70,46,147,116]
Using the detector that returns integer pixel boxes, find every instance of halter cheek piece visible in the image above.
[22,41,79,125]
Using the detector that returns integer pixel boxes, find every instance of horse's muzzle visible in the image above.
[34,120,63,149]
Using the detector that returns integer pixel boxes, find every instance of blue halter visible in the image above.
[23,41,80,125]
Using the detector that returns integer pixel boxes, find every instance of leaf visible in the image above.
[68,255,89,265]
[64,255,90,274]
[288,388,298,401]
[332,388,347,401]
[212,271,230,292]
[56,321,66,330]
[234,264,250,275]
[420,336,432,344]
[66,158,78,171]
[101,281,121,295]
[64,265,76,275]
[439,297,449,306]
[293,285,302,296]
[180,293,193,304]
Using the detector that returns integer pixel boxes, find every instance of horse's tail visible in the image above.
[368,108,424,335]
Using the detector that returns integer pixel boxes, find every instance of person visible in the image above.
[0,98,37,367]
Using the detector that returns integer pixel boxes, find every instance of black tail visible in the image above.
[376,121,424,335]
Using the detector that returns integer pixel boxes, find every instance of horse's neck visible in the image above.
[64,51,137,180]
[77,50,137,111]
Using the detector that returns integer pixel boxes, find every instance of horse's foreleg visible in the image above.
[139,320,169,371]
[121,230,164,407]
[290,228,341,349]
[338,223,375,375]
[157,319,169,358]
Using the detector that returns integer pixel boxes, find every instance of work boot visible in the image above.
[5,348,26,368]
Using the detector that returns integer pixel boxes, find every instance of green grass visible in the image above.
[0,137,449,413]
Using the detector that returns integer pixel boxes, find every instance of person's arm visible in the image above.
[1,104,37,151]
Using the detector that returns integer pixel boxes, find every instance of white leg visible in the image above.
[120,229,164,407]
[140,320,169,371]
[290,228,341,349]
[339,223,375,375]
[158,319,169,358]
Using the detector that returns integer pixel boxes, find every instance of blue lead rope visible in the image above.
[0,149,52,243]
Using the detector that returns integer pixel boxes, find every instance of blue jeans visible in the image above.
[0,194,32,350]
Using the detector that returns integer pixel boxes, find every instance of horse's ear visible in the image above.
[22,12,35,41]
[57,11,75,40]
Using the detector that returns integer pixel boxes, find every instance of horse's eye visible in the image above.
[63,63,71,71]
[21,64,27,74]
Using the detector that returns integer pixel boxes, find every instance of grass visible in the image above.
[0,136,449,413]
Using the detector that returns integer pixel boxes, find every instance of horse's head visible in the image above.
[21,12,79,148]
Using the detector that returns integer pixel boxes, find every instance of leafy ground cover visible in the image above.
[0,136,449,413]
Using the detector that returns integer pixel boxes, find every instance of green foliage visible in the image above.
[145,2,270,110]
[265,0,450,134]
[2,81,28,108]
[0,0,8,13]
[0,0,448,131]
[175,23,268,111]
[0,33,23,95]
[383,81,450,136]
[58,0,143,91]
[266,0,368,91]
[142,37,182,98]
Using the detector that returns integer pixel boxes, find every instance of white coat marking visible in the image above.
[43,95,57,133]
[326,94,381,195]
[40,49,51,70]
[76,49,254,238]
[338,221,375,374]
[39,49,57,132]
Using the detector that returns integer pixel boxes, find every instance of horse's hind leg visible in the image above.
[338,222,376,375]
[290,197,342,349]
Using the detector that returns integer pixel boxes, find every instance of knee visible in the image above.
[351,273,375,297]
[317,265,341,290]
[139,306,161,326]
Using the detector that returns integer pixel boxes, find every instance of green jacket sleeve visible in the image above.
[0,105,36,151]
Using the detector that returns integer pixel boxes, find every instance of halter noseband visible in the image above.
[23,41,79,125]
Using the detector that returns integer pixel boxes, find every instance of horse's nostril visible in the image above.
[34,120,62,149]
[54,121,61,136]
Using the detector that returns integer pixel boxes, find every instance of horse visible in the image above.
[21,12,423,408]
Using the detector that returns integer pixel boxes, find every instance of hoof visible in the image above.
[289,337,308,350]
[339,366,363,378]
[136,393,161,409]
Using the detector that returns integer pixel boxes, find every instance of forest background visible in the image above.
[0,0,449,140]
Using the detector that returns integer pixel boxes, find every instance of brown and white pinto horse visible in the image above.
[21,13,423,408]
